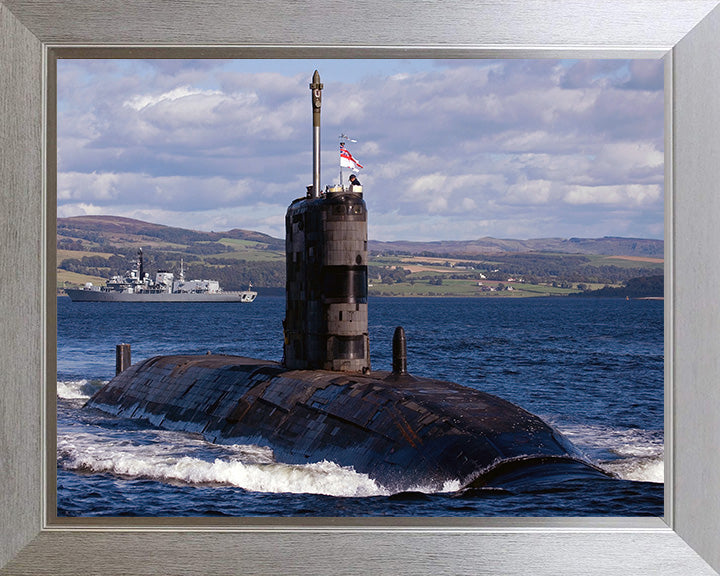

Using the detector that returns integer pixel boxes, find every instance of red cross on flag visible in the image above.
[340,145,363,171]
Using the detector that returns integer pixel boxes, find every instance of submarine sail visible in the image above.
[86,71,609,492]
[284,70,369,372]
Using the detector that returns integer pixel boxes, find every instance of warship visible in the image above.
[86,71,610,492]
[66,249,257,303]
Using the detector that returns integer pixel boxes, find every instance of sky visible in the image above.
[57,58,664,242]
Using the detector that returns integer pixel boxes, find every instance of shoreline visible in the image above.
[57,292,664,300]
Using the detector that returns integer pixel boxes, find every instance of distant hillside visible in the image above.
[56,215,286,291]
[56,215,664,295]
[59,215,663,258]
[57,215,284,251]
[369,236,664,258]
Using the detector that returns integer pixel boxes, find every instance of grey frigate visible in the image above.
[66,250,257,303]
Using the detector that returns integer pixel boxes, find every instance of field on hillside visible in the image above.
[56,215,663,297]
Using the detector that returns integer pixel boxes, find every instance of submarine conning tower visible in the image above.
[283,71,370,373]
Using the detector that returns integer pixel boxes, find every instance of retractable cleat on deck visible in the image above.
[86,71,610,492]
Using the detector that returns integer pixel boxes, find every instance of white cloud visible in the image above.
[406,172,447,199]
[564,184,661,206]
[58,171,259,211]
[461,197,477,211]
[625,184,662,204]
[596,141,663,171]
[506,176,553,204]
[57,202,107,218]
[57,58,665,241]
[58,171,121,201]
[123,86,224,111]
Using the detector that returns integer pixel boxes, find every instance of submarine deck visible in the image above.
[87,353,606,491]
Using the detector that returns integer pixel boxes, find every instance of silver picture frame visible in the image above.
[2,1,720,574]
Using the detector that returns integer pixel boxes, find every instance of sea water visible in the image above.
[57,295,663,516]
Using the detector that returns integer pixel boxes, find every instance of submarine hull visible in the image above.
[87,353,608,491]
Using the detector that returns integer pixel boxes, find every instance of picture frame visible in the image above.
[2,1,720,574]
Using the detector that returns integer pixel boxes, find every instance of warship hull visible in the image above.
[66,289,256,303]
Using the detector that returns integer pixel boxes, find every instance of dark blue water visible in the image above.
[57,296,664,516]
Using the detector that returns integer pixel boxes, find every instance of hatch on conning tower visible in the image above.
[282,71,370,373]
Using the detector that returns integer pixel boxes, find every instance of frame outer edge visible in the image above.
[2,531,720,576]
[2,0,720,574]
[672,4,720,571]
[1,0,719,47]
[0,2,44,569]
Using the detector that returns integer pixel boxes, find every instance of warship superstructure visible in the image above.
[86,71,609,491]
[66,249,257,303]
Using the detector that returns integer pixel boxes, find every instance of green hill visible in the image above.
[57,215,285,291]
[56,215,664,297]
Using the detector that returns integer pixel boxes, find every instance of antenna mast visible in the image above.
[339,135,345,189]
[310,71,323,198]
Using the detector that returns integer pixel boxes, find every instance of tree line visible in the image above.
[570,275,663,298]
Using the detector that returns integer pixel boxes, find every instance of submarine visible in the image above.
[86,71,610,492]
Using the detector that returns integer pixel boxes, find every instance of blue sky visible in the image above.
[57,58,664,241]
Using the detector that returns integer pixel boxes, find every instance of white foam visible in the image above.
[57,379,106,400]
[553,422,664,484]
[57,433,389,497]
[603,456,664,484]
[439,479,463,493]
